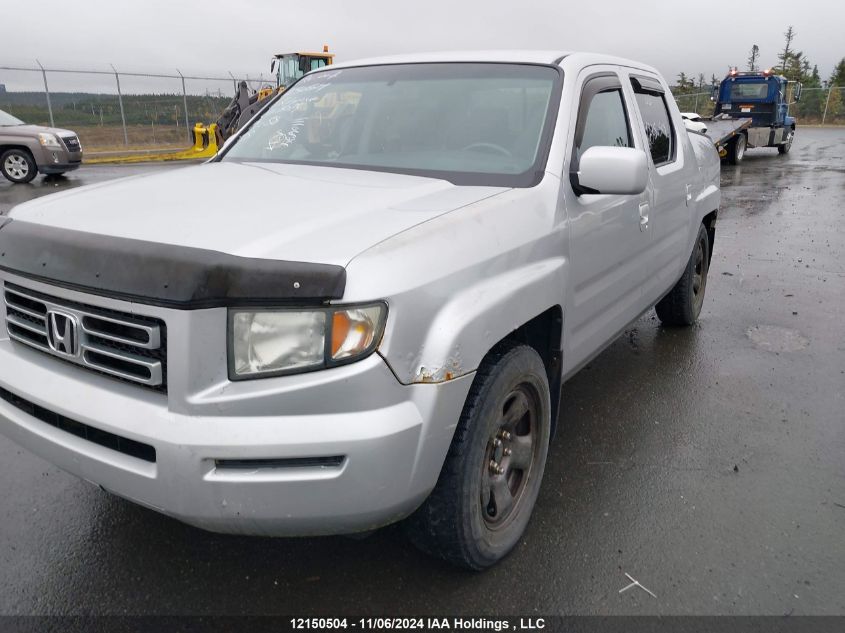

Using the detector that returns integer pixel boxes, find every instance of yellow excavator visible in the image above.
[86,47,334,164]
[205,46,335,148]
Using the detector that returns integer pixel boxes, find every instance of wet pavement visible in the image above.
[0,131,843,615]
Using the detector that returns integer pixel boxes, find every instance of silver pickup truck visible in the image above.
[0,52,719,569]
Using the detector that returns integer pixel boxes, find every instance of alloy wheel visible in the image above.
[4,155,29,180]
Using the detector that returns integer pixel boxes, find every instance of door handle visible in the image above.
[638,202,649,231]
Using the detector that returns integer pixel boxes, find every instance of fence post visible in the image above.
[821,87,833,125]
[110,64,129,146]
[694,92,699,113]
[177,69,191,141]
[35,59,55,127]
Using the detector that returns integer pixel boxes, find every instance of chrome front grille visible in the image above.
[61,135,82,152]
[3,282,167,391]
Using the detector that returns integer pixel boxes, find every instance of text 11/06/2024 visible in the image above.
[290,617,546,630]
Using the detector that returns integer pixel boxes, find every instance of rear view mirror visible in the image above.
[793,83,802,102]
[575,146,648,196]
[270,58,277,74]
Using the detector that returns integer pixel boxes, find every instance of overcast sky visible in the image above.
[1,0,843,94]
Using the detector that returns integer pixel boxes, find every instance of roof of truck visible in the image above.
[325,51,659,74]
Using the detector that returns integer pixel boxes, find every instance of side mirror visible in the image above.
[710,84,720,102]
[270,58,277,74]
[793,82,802,102]
[575,146,648,196]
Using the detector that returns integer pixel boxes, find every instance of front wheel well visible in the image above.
[702,209,718,264]
[503,305,563,436]
[0,145,35,157]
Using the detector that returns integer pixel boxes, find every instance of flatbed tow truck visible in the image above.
[700,68,801,164]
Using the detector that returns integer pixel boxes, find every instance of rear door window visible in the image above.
[631,81,675,166]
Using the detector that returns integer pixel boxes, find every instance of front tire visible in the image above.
[778,129,794,154]
[1,149,38,183]
[655,223,711,326]
[727,133,746,165]
[406,342,551,570]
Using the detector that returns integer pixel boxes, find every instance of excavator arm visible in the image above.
[212,81,277,146]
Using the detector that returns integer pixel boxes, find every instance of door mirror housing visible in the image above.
[793,82,802,102]
[575,146,648,196]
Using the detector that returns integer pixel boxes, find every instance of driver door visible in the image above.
[562,69,651,372]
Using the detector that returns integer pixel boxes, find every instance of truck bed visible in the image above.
[702,116,753,149]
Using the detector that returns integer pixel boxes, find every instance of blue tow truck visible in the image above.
[702,68,802,164]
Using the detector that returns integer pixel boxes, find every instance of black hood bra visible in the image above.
[0,218,345,309]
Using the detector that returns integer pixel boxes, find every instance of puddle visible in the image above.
[747,325,809,353]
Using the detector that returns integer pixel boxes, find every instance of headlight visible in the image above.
[38,133,62,149]
[230,303,387,379]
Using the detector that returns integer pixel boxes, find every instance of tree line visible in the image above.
[1,91,231,129]
[672,26,845,122]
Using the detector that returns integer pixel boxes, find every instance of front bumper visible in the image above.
[0,278,473,536]
[33,146,82,173]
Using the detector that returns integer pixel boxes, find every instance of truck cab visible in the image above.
[711,69,800,158]
[271,48,335,90]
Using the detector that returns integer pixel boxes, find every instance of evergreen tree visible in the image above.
[830,58,845,87]
[796,63,824,121]
[825,87,842,122]
[784,51,805,82]
[778,26,796,73]
[747,45,760,71]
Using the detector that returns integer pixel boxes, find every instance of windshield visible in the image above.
[729,81,770,100]
[224,63,561,187]
[277,55,330,88]
[0,109,25,126]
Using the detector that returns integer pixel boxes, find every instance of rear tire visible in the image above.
[727,134,746,165]
[406,342,551,570]
[1,149,37,183]
[655,223,711,326]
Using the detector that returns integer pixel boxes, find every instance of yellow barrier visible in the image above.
[84,124,220,164]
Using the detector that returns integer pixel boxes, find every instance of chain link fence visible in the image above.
[2,65,843,153]
[0,64,276,152]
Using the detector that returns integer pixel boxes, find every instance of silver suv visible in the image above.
[0,52,719,569]
[0,109,83,183]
